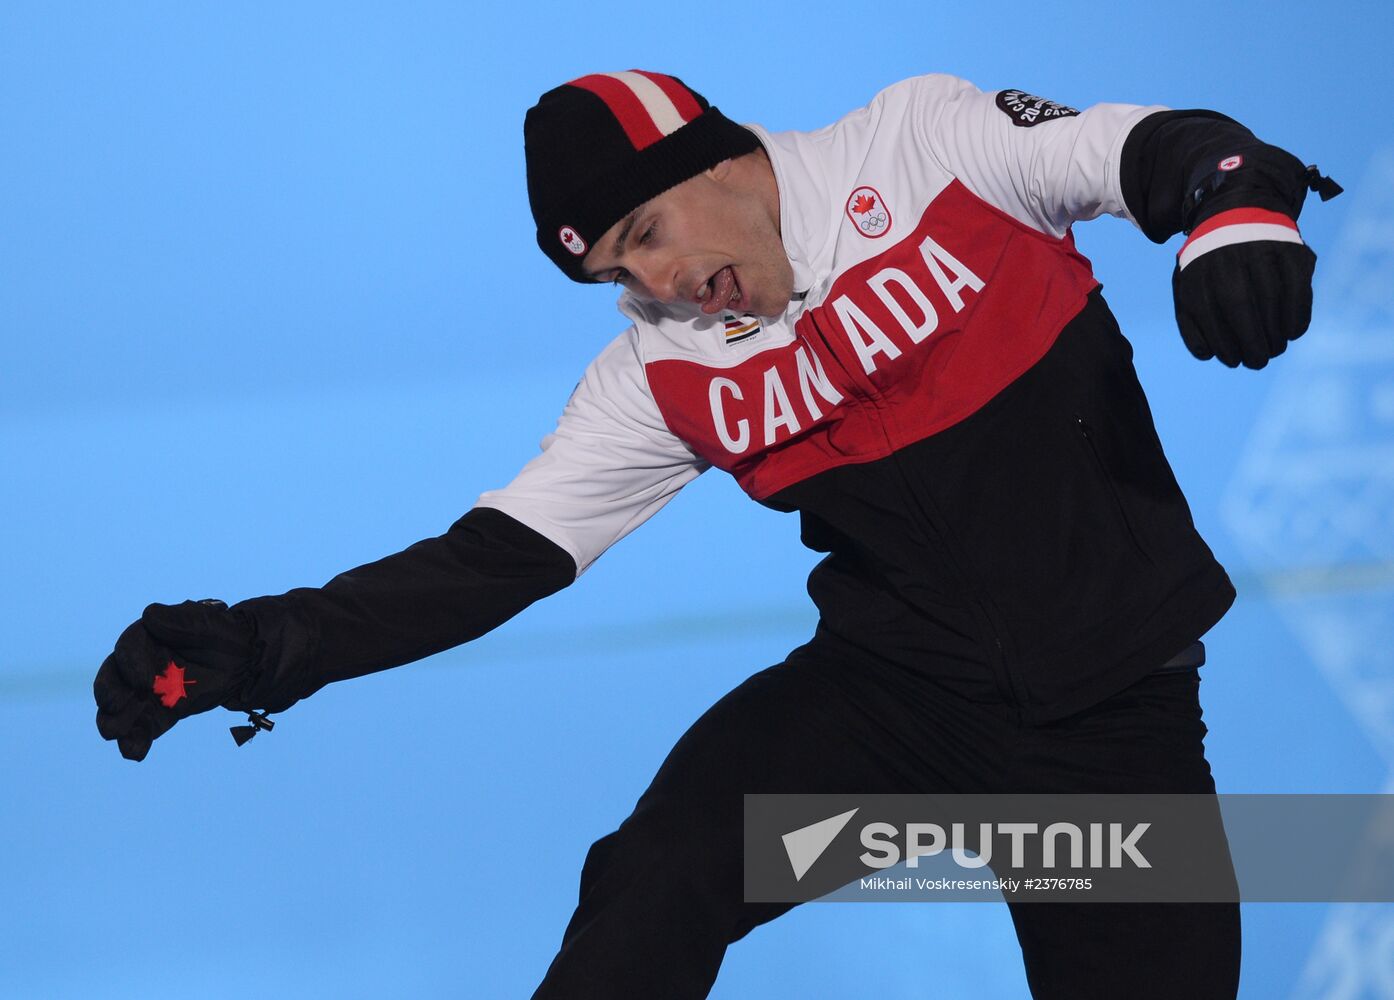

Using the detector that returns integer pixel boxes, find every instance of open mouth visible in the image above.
[698,265,744,314]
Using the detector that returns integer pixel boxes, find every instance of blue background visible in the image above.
[4,2,1392,996]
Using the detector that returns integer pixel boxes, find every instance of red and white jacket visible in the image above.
[478,75,1168,565]
[241,75,1315,722]
[466,75,1247,718]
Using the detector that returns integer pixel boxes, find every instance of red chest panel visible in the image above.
[645,182,1099,500]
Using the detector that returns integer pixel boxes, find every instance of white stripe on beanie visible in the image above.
[607,71,687,137]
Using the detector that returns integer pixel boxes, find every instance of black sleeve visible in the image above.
[222,507,576,713]
[1119,109,1312,243]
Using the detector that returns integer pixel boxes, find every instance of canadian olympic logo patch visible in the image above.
[1218,155,1244,172]
[559,226,587,256]
[846,186,891,239]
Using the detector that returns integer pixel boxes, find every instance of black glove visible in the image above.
[1170,160,1341,370]
[1117,109,1341,369]
[94,599,258,761]
[93,509,578,761]
[1172,237,1316,370]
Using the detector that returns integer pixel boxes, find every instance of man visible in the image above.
[95,70,1339,997]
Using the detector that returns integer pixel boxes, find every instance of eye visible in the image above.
[638,221,657,246]
[609,268,631,287]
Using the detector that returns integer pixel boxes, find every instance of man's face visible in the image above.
[582,157,794,319]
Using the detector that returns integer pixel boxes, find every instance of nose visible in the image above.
[628,257,681,303]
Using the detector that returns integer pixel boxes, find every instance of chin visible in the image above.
[750,292,792,319]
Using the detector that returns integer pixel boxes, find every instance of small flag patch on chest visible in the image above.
[723,314,762,345]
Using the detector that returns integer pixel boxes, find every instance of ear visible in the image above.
[705,158,734,182]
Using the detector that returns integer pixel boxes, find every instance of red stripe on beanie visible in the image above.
[633,70,703,122]
[569,73,665,150]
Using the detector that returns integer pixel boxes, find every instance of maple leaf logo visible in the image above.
[152,660,196,708]
[852,193,876,215]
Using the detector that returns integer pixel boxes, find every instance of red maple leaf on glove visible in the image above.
[852,193,876,214]
[152,660,196,708]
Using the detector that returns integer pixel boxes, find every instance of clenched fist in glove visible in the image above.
[90,510,577,761]
[1168,146,1342,370]
[1171,208,1317,369]
[1118,109,1341,371]
[94,599,267,761]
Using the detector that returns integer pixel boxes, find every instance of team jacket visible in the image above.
[230,75,1318,724]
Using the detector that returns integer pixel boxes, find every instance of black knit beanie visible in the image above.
[524,70,760,283]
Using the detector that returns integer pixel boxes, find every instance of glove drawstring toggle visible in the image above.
[230,710,275,747]
[1306,166,1343,202]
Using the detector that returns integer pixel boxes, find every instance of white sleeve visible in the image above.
[909,74,1167,238]
[474,327,708,576]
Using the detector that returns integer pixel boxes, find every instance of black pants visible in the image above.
[531,634,1241,999]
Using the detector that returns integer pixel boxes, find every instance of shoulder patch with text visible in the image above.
[995,90,1079,128]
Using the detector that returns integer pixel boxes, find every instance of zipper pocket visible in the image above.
[883,447,1023,705]
[1075,414,1155,566]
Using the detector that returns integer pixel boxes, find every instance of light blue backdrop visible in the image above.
[4,2,1392,997]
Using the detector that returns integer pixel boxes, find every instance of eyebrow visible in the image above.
[614,212,639,254]
[584,210,639,281]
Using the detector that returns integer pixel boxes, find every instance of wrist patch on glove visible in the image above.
[1177,207,1304,271]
